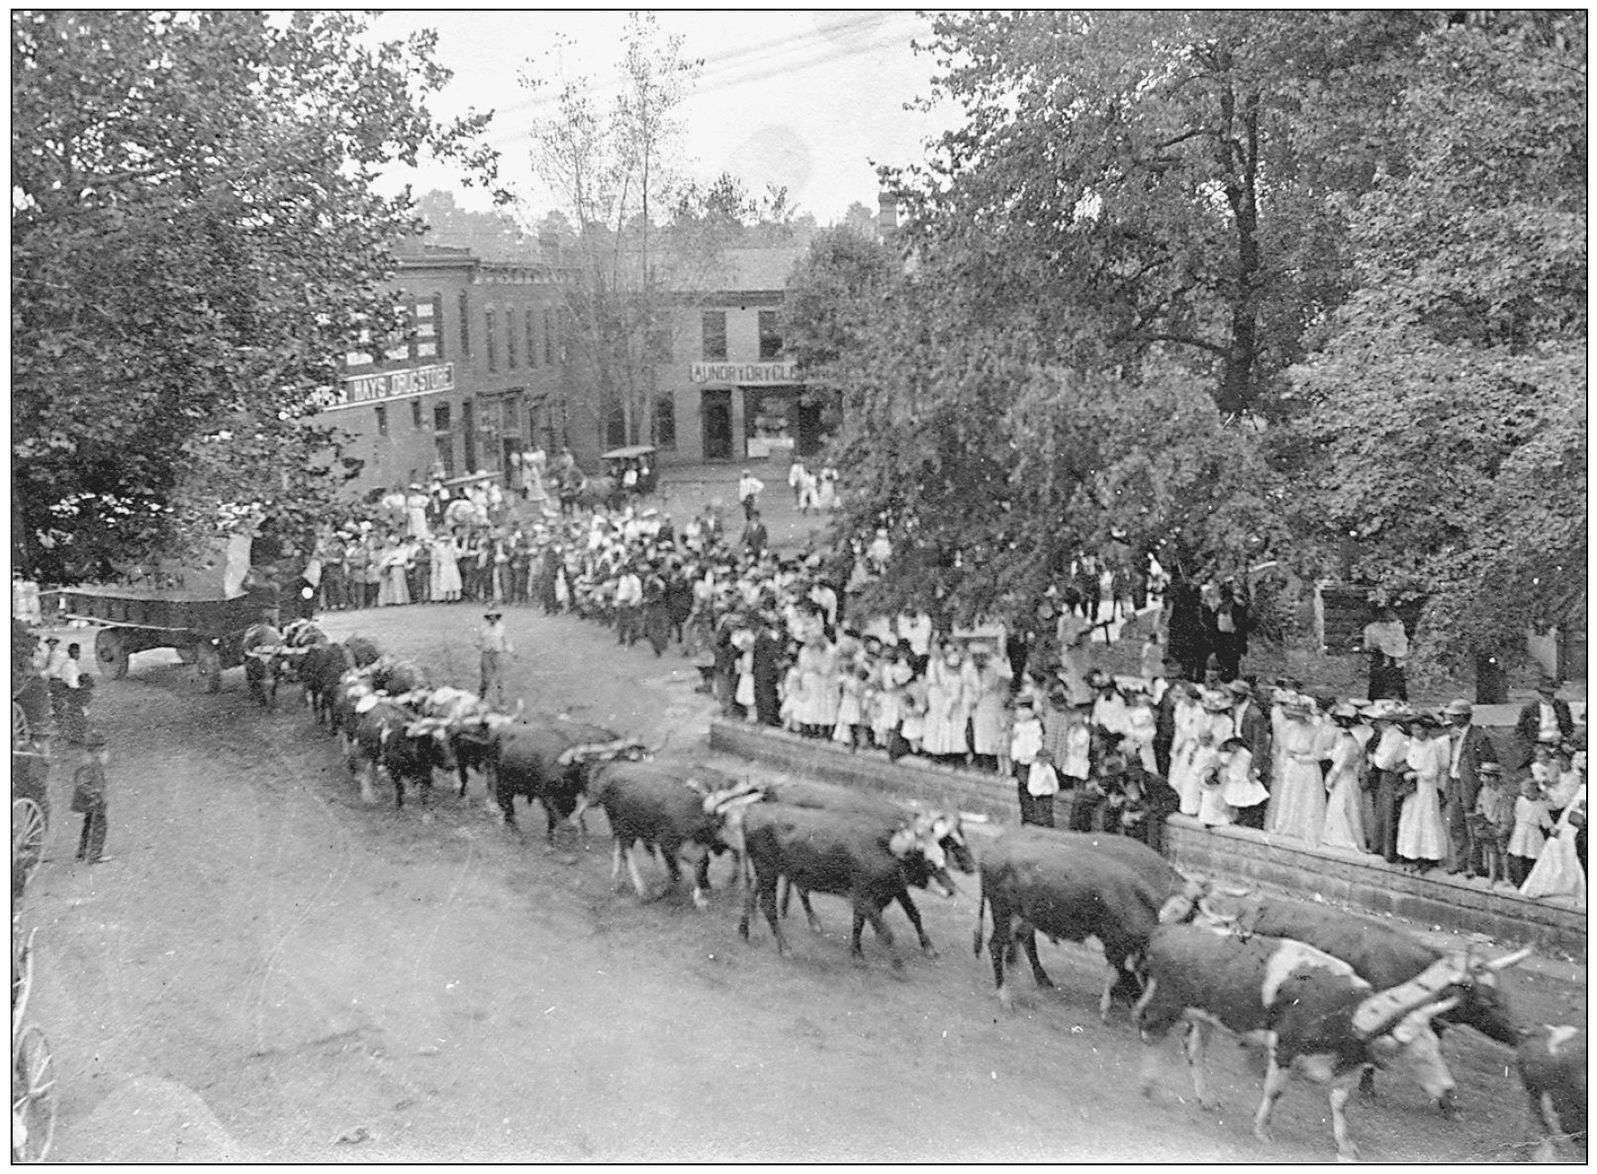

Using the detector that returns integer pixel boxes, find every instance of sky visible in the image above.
[365,10,963,227]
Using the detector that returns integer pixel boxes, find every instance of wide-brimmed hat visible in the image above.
[1361,698,1406,721]
[1330,702,1362,720]
[1537,675,1561,694]
[1277,692,1312,716]
[1225,678,1253,698]
[484,610,503,620]
[1411,712,1442,730]
[1478,761,1504,777]
[1441,698,1473,718]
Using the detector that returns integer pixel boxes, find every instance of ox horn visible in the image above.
[1483,945,1532,973]
[1414,995,1460,1024]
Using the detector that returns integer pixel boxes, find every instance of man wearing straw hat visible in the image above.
[477,610,513,707]
[1363,698,1413,862]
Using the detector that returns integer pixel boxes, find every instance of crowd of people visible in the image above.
[298,459,1585,906]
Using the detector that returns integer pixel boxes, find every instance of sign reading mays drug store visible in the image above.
[316,362,456,411]
[689,361,797,385]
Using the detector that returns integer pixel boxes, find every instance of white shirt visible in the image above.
[1010,718,1044,765]
[1538,702,1561,743]
[737,475,764,500]
[615,573,643,606]
[60,657,83,689]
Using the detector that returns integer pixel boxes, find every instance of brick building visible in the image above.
[312,237,581,496]
[314,235,846,496]
[648,246,831,466]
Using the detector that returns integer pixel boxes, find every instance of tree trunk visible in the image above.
[1473,650,1508,706]
[1217,85,1261,417]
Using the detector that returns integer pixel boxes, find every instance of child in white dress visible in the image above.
[1506,775,1554,887]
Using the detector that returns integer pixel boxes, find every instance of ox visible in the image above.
[756,778,977,958]
[1516,1024,1587,1162]
[1224,894,1525,1107]
[396,686,523,802]
[349,698,457,809]
[575,762,764,908]
[972,826,1211,1017]
[738,803,958,971]
[492,719,655,844]
[1134,925,1527,1161]
[299,642,356,728]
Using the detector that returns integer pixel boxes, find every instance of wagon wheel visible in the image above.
[11,703,31,750]
[94,628,129,680]
[11,800,47,897]
[12,1024,58,1162]
[195,644,222,694]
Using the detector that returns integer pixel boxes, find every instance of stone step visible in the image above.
[709,717,1587,962]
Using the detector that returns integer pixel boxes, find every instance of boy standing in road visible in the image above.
[477,610,513,707]
[72,730,111,864]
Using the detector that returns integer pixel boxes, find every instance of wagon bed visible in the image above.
[57,586,273,692]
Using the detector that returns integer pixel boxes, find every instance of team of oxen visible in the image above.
[254,622,1585,1163]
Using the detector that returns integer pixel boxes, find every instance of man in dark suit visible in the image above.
[750,615,783,727]
[1514,675,1574,768]
[1441,698,1497,874]
[1226,677,1272,829]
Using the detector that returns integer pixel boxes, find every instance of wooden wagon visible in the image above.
[56,586,286,693]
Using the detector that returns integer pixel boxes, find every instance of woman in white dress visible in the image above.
[430,531,463,602]
[873,652,910,754]
[1170,684,1206,816]
[794,633,839,737]
[1320,702,1370,852]
[1521,783,1586,906]
[1269,694,1327,841]
[921,647,971,760]
[967,643,1013,771]
[377,538,410,607]
[1396,714,1450,868]
[1191,694,1230,826]
[817,466,839,511]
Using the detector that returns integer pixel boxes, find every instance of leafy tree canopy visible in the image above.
[12,10,497,583]
[1287,12,1586,670]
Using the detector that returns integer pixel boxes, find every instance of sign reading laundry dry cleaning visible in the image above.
[689,361,797,385]
[330,362,456,409]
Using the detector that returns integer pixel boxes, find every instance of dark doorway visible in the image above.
[795,398,824,456]
[702,389,733,460]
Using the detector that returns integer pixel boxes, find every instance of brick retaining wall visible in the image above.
[709,718,1586,960]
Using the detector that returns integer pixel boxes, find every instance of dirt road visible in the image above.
[21,603,1581,1162]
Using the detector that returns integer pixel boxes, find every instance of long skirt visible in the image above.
[1321,775,1366,851]
[1396,780,1446,861]
[1271,758,1327,842]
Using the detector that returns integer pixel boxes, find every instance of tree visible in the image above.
[809,250,1282,630]
[893,10,1439,414]
[840,201,879,238]
[416,189,537,259]
[523,13,700,449]
[1287,12,1586,672]
[12,11,497,582]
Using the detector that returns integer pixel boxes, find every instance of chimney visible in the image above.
[538,227,560,263]
[877,191,897,239]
